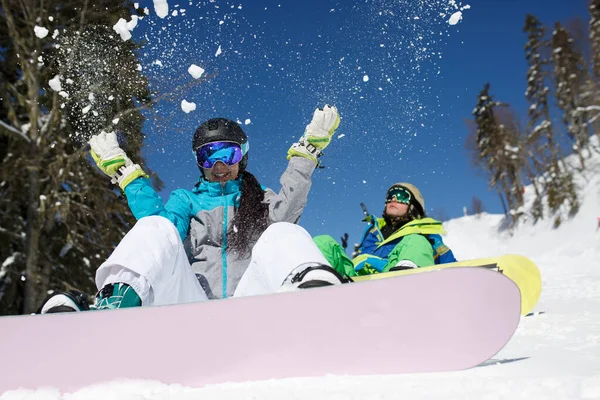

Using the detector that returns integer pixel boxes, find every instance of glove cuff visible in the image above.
[112,164,149,191]
[91,149,128,176]
[287,141,321,164]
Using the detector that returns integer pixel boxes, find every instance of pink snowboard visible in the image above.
[0,267,521,393]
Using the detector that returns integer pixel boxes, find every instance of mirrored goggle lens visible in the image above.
[386,187,411,204]
[195,142,243,169]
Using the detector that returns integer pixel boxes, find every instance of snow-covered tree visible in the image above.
[472,84,525,224]
[523,14,551,221]
[552,22,591,169]
[470,196,485,216]
[590,0,600,78]
[523,14,578,223]
[587,0,600,141]
[0,0,158,314]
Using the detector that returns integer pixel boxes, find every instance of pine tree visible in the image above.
[544,167,579,227]
[588,0,600,140]
[552,22,591,168]
[590,0,600,78]
[523,15,578,223]
[472,84,525,224]
[0,0,157,314]
[523,14,550,221]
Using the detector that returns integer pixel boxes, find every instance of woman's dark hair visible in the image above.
[227,171,270,257]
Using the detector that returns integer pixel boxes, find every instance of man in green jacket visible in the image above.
[314,182,456,278]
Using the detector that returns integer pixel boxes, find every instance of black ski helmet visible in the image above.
[192,118,249,172]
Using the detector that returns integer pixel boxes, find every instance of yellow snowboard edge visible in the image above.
[350,254,542,316]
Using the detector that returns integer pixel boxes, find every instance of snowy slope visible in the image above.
[2,146,600,399]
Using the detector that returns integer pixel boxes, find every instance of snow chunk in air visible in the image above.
[154,0,169,18]
[49,75,62,92]
[181,100,196,113]
[34,26,49,38]
[188,64,205,79]
[113,16,139,41]
[448,11,463,25]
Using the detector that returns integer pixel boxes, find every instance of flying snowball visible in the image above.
[113,16,138,41]
[181,100,196,113]
[448,11,463,25]
[188,64,205,79]
[49,75,62,92]
[34,26,49,38]
[153,0,169,18]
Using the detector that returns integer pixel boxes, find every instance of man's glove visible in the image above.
[287,105,340,164]
[89,131,148,190]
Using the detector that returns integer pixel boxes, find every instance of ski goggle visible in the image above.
[194,141,248,169]
[385,186,412,205]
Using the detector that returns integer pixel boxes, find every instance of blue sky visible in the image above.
[133,0,590,246]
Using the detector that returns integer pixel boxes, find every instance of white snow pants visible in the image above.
[95,216,330,306]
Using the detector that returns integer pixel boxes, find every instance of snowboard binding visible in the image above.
[280,263,350,291]
[37,290,91,314]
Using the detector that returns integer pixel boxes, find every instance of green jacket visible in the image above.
[314,218,447,277]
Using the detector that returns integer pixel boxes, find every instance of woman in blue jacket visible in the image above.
[40,106,346,313]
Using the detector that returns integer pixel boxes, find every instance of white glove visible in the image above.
[287,105,340,163]
[89,131,147,190]
[303,105,341,150]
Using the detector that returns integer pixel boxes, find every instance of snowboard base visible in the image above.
[0,267,521,394]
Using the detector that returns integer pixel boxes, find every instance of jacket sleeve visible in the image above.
[123,177,193,240]
[263,156,316,224]
[383,234,435,271]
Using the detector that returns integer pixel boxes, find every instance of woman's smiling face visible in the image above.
[203,161,240,183]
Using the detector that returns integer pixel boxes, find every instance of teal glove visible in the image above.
[89,131,148,190]
[287,105,340,163]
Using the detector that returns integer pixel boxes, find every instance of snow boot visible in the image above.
[37,290,91,314]
[280,262,350,291]
[92,282,142,310]
[389,260,419,271]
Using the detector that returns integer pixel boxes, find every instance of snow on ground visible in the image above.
[2,145,600,399]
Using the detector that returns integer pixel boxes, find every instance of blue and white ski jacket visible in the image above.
[123,156,317,299]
